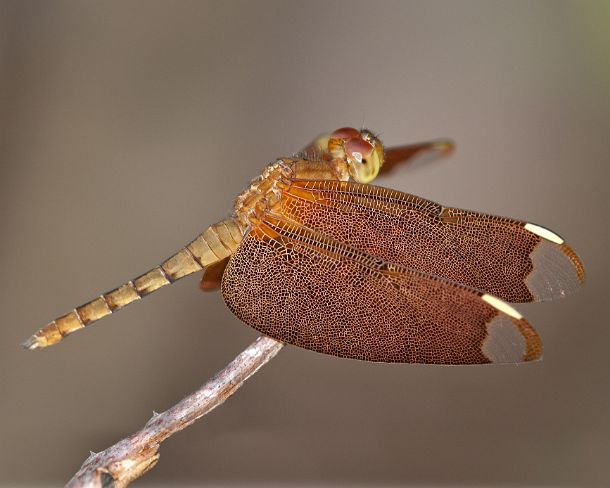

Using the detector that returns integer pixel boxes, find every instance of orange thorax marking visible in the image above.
[233,158,348,229]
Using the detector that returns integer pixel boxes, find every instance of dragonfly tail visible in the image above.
[23,219,243,350]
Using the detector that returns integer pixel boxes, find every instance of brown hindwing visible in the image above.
[221,214,541,364]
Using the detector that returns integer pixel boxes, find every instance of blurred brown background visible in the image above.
[1,1,609,486]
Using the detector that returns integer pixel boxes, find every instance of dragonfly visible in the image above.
[24,127,585,364]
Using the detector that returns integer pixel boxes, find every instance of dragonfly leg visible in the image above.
[200,257,231,291]
[382,139,454,174]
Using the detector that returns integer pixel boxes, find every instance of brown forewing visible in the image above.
[278,180,584,303]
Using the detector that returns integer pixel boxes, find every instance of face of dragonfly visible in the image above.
[327,127,384,184]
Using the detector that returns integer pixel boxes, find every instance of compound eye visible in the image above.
[331,127,361,140]
[345,138,374,164]
[345,138,381,183]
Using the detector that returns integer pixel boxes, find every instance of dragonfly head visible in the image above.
[328,127,384,183]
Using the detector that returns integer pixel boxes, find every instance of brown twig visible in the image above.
[66,336,284,488]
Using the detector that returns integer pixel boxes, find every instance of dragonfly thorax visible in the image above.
[233,157,355,229]
[233,160,290,229]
